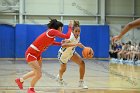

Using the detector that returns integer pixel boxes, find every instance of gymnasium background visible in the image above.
[0,0,140,59]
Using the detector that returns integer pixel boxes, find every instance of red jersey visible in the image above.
[25,27,72,62]
[31,27,72,53]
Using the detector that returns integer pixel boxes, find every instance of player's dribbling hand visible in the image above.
[76,43,83,48]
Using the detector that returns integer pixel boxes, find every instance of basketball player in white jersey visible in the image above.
[57,20,88,89]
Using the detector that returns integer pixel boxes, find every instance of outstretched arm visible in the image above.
[119,18,140,38]
[48,21,73,39]
[112,18,140,42]
[77,43,85,49]
[52,41,61,46]
[62,41,85,48]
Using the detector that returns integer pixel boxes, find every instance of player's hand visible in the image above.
[61,39,70,44]
[61,40,65,44]
[68,21,73,28]
[76,43,83,47]
[112,35,121,43]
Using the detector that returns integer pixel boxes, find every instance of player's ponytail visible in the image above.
[73,20,80,30]
[47,19,63,30]
[73,20,80,27]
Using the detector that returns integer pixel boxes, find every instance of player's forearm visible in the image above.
[52,42,61,46]
[65,27,72,39]
[119,18,140,38]
[79,44,85,49]
[62,43,76,48]
[119,24,132,38]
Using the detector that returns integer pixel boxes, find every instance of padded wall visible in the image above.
[0,24,15,58]
[0,24,109,58]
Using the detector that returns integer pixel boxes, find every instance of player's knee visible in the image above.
[63,68,66,72]
[36,71,42,79]
[79,60,85,66]
[60,66,66,72]
[63,67,67,72]
[38,73,42,79]
[60,68,66,73]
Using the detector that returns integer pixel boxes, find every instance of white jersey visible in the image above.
[59,32,80,54]
[58,32,80,63]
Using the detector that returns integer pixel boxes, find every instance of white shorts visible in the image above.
[58,51,76,64]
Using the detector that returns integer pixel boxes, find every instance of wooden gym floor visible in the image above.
[0,59,140,93]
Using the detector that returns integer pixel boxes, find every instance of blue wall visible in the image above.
[80,25,110,58]
[0,24,15,58]
[0,24,110,58]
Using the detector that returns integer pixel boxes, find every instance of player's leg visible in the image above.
[59,63,67,80]
[15,54,42,91]
[70,52,85,80]
[70,52,88,89]
[15,70,35,90]
[27,60,42,93]
[22,57,42,80]
[56,63,67,86]
[57,52,68,85]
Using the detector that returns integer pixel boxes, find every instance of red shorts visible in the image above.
[25,47,42,63]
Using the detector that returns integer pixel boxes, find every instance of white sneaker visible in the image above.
[119,59,123,62]
[56,74,65,86]
[78,80,88,89]
[137,60,140,64]
[110,58,116,63]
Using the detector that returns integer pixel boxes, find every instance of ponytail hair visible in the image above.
[73,20,80,30]
[47,19,63,30]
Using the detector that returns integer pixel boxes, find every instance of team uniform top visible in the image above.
[59,32,80,55]
[25,27,72,62]
[31,27,72,53]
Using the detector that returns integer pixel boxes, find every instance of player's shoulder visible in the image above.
[47,29,58,32]
[46,29,59,35]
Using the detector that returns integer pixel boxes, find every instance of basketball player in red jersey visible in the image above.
[15,19,73,93]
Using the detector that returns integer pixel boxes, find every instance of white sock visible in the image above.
[20,78,24,82]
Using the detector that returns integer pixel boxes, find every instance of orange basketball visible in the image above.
[82,47,94,58]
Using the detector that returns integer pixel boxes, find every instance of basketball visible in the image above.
[82,47,94,58]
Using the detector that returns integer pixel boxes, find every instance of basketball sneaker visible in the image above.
[78,80,88,89]
[27,88,36,93]
[15,78,23,89]
[56,74,65,86]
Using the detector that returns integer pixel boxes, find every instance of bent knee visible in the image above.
[37,73,42,79]
[60,67,66,72]
[35,71,42,78]
[79,60,85,66]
